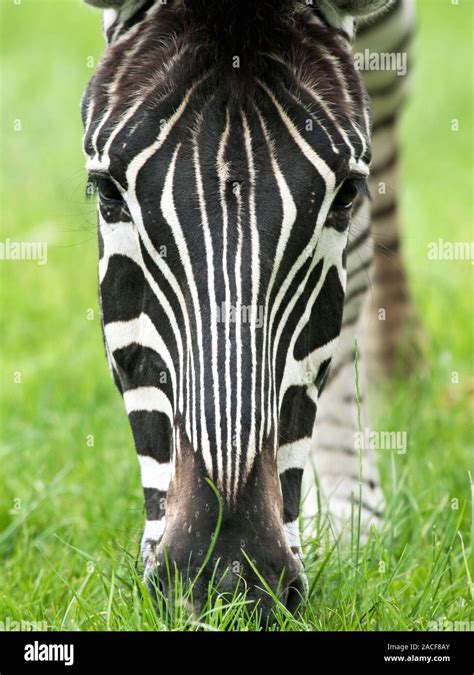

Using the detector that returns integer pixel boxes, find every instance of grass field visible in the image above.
[0,0,472,631]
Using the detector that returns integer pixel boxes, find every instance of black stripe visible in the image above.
[280,468,304,524]
[372,112,397,132]
[375,234,401,254]
[341,312,359,330]
[366,68,409,98]
[372,200,397,220]
[144,488,167,520]
[347,257,372,280]
[344,282,368,305]
[371,149,399,176]
[347,226,371,254]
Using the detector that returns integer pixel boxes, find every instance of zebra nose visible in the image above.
[146,541,306,623]
[147,572,306,626]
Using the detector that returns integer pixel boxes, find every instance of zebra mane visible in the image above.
[181,0,297,56]
[83,0,393,16]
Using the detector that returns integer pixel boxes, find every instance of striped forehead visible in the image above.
[83,6,371,179]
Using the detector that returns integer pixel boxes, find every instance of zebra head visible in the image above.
[82,0,391,620]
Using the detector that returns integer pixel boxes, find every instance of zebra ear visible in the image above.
[83,0,127,7]
[329,0,393,17]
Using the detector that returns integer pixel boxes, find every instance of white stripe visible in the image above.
[217,112,233,500]
[258,81,336,192]
[233,181,243,500]
[299,80,357,163]
[103,9,118,34]
[278,437,312,474]
[286,88,340,155]
[274,231,345,409]
[123,386,173,420]
[138,456,171,492]
[255,109,297,445]
[101,46,189,162]
[83,99,95,139]
[98,217,141,284]
[142,519,165,542]
[161,145,212,475]
[242,113,260,474]
[283,520,301,549]
[92,2,163,154]
[104,313,177,397]
[124,83,207,426]
[255,87,337,438]
[193,138,222,480]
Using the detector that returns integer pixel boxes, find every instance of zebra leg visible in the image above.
[302,198,384,537]
[301,1,419,537]
[361,117,424,377]
[356,0,423,377]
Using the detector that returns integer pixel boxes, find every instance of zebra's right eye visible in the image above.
[332,179,359,211]
[331,176,370,211]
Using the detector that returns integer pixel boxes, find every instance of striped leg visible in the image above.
[301,1,418,534]
[302,198,384,536]
[357,0,421,376]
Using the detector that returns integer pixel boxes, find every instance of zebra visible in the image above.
[81,0,416,620]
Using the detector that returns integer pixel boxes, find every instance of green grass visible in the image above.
[0,0,472,631]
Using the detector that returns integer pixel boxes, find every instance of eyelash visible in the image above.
[86,173,124,203]
[332,176,370,211]
[87,173,133,222]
